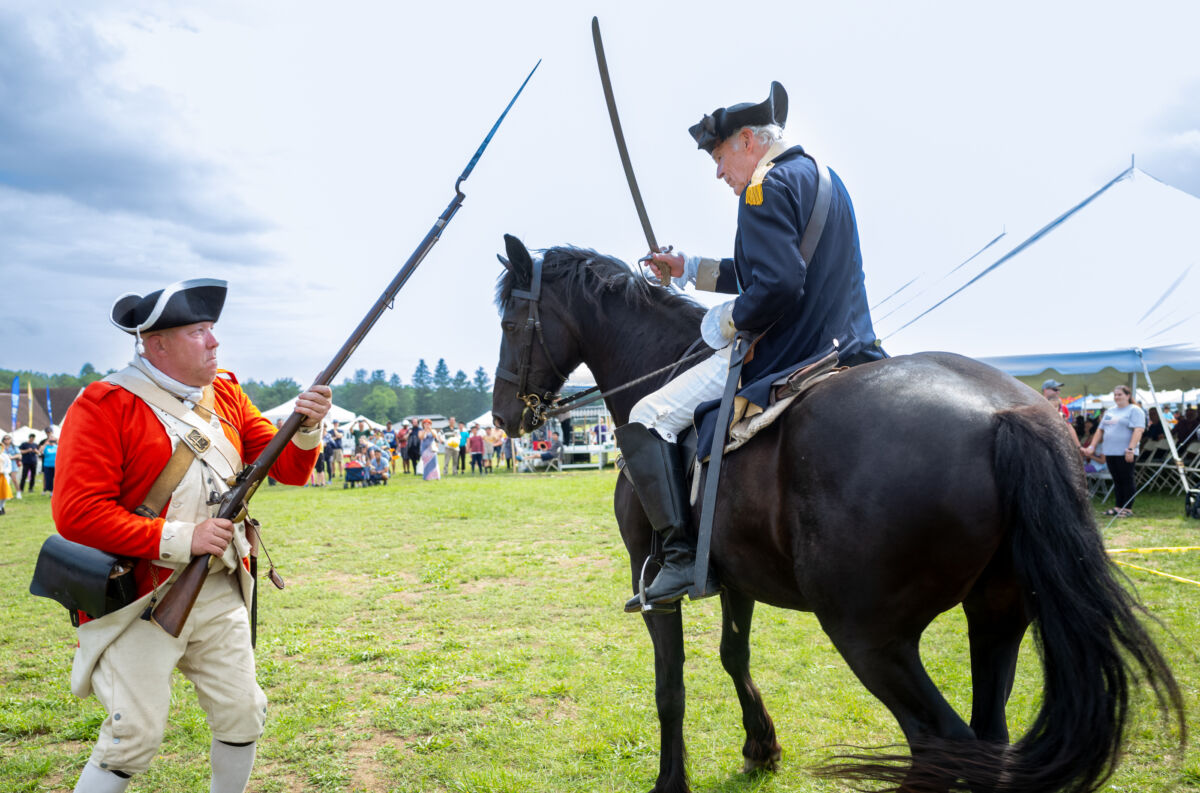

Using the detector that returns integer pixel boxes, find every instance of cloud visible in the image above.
[1142,81,1200,196]
[0,7,267,236]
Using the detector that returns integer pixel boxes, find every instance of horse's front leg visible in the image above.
[720,589,781,772]
[642,607,689,793]
[619,476,690,793]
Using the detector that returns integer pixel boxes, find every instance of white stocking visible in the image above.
[210,740,256,793]
[73,763,131,793]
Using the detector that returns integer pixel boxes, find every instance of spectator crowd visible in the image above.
[0,429,58,515]
[310,417,515,488]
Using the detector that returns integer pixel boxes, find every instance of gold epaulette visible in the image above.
[744,162,775,206]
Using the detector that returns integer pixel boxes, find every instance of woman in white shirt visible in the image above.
[0,442,13,514]
[1082,385,1146,516]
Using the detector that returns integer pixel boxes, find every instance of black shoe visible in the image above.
[624,547,693,612]
[624,533,720,613]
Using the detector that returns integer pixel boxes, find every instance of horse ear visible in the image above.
[496,253,511,270]
[503,233,533,286]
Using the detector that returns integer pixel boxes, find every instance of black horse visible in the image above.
[490,235,1183,793]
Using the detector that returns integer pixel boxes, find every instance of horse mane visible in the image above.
[494,245,704,320]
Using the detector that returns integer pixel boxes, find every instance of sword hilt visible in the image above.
[637,245,675,287]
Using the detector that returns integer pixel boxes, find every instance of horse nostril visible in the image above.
[493,414,504,429]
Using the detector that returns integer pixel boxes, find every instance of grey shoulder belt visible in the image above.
[800,159,833,263]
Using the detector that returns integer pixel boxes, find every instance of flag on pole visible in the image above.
[46,386,53,426]
[27,382,33,427]
[9,377,17,431]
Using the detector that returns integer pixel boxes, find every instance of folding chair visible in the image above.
[1087,468,1113,503]
[537,447,564,473]
[1135,439,1172,491]
[1133,439,1167,488]
[1169,444,1200,496]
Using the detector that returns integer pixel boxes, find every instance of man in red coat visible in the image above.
[55,278,331,793]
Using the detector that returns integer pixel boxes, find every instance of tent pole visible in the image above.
[1136,349,1193,495]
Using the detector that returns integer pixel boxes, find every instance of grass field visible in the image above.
[2,468,1198,792]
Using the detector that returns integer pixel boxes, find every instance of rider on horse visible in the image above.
[619,81,886,613]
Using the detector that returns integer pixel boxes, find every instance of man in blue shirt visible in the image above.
[19,434,39,493]
[618,81,884,613]
[367,447,390,485]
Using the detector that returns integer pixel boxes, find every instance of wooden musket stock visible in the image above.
[150,60,541,637]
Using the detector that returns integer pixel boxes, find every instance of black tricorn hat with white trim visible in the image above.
[110,278,228,335]
[688,81,789,154]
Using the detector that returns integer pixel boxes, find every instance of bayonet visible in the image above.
[150,60,541,637]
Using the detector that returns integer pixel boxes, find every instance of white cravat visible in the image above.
[130,355,205,409]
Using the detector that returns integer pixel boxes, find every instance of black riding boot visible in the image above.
[616,423,714,613]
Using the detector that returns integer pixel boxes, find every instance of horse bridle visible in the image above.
[497,256,715,431]
[495,256,570,430]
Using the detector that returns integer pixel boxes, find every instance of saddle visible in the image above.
[685,349,844,504]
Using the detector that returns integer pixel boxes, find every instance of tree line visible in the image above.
[1,364,109,390]
[240,358,494,424]
[2,359,495,426]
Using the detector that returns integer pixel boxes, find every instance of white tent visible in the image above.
[467,411,494,429]
[878,166,1200,392]
[8,426,56,444]
[260,397,357,427]
[1069,389,1197,412]
[349,415,386,431]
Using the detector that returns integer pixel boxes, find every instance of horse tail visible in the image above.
[992,405,1184,792]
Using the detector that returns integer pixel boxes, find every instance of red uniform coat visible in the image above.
[52,370,319,610]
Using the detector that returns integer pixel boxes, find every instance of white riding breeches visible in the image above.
[629,353,728,443]
[85,572,266,775]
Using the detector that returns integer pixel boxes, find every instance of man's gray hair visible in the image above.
[747,124,785,145]
[730,124,786,151]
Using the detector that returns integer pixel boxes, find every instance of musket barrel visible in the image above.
[149,62,539,635]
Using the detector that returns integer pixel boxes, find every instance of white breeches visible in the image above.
[85,572,266,775]
[629,353,728,443]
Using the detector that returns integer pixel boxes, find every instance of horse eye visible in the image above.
[503,322,516,333]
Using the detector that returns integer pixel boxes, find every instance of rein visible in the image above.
[545,340,708,418]
[496,257,709,428]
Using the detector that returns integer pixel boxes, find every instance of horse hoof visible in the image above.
[742,747,781,774]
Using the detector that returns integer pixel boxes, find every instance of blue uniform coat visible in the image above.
[695,145,883,455]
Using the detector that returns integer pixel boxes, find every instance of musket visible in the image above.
[151,60,541,637]
[591,17,672,285]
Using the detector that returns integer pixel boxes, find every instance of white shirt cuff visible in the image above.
[291,424,322,450]
[672,254,700,289]
[159,519,194,563]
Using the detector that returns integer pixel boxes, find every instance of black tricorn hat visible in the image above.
[688,81,788,154]
[110,277,228,335]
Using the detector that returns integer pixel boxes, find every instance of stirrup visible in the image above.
[625,555,677,615]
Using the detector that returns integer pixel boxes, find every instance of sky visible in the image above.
[3,0,1200,389]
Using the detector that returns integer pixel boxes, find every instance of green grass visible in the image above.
[2,471,1198,792]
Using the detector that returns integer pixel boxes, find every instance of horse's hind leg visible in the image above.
[963,549,1029,744]
[823,621,976,792]
[642,608,690,793]
[719,589,781,773]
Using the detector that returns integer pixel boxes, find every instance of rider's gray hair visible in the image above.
[730,124,786,151]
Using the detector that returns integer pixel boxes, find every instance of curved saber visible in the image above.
[592,17,670,283]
